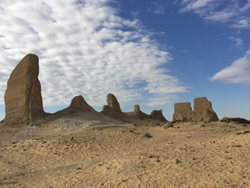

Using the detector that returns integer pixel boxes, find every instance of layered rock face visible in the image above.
[192,97,218,122]
[102,93,122,118]
[4,54,44,126]
[172,97,219,122]
[68,95,95,112]
[173,102,193,122]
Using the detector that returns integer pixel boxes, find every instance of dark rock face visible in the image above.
[220,117,250,124]
[172,97,219,122]
[4,54,45,127]
[149,109,166,122]
[101,93,122,118]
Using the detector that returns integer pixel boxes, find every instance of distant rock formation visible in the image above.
[149,109,167,122]
[172,97,219,122]
[134,105,141,118]
[172,102,193,122]
[4,54,45,126]
[68,95,95,112]
[192,97,218,122]
[220,117,250,124]
[102,93,122,118]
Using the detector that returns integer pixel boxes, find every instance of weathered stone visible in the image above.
[68,95,95,112]
[220,117,250,124]
[192,97,218,122]
[172,97,219,122]
[172,102,193,121]
[101,93,122,118]
[134,104,141,118]
[4,54,45,127]
[149,109,167,122]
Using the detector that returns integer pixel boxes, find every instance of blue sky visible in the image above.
[0,0,250,121]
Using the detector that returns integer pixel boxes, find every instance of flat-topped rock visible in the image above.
[173,102,193,121]
[172,97,219,122]
[4,54,45,127]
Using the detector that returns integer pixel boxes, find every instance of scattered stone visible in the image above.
[163,122,173,129]
[144,133,152,138]
[173,158,181,164]
[4,54,45,127]
[236,130,250,135]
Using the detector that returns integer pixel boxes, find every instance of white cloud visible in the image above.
[229,36,243,48]
[0,0,188,109]
[209,50,250,83]
[177,0,250,29]
[148,2,165,14]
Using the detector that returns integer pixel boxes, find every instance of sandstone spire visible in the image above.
[4,54,44,126]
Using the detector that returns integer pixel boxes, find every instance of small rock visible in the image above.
[144,133,152,138]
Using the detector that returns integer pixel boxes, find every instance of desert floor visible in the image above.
[0,117,250,188]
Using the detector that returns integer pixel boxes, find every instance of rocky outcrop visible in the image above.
[172,97,219,122]
[68,95,95,112]
[4,54,45,127]
[101,93,122,118]
[173,102,193,121]
[134,105,141,118]
[149,109,166,122]
[192,97,219,122]
[220,117,250,124]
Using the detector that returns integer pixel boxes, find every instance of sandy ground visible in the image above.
[0,117,250,188]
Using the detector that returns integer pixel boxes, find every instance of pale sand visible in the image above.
[0,118,250,188]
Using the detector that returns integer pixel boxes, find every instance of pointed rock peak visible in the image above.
[68,95,95,112]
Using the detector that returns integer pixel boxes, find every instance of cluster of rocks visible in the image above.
[172,97,219,122]
[3,54,167,127]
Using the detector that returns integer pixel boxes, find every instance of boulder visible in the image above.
[68,95,95,112]
[101,93,122,118]
[172,102,193,121]
[4,54,45,127]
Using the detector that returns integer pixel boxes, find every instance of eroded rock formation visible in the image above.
[149,109,166,122]
[172,97,219,122]
[4,54,45,126]
[172,102,193,122]
[192,97,218,122]
[68,95,95,112]
[102,93,122,118]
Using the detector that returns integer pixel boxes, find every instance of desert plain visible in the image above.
[0,114,250,188]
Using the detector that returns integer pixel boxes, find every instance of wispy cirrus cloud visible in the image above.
[209,50,250,83]
[148,2,165,14]
[176,0,250,29]
[0,0,188,109]
[229,36,243,48]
